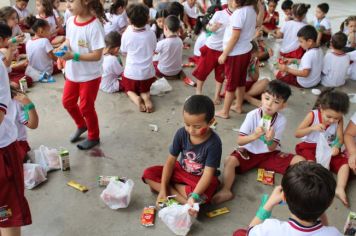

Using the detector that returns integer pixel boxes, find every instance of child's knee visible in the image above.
[291,155,305,165]
[224,155,240,167]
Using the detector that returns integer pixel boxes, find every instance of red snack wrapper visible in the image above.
[141,206,156,227]
[262,170,275,186]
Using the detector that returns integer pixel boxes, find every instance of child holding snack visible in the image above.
[142,95,222,208]
[295,89,350,206]
[212,80,304,204]
[345,112,356,175]
[261,0,279,36]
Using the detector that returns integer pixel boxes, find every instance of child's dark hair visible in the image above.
[340,16,356,32]
[331,32,347,50]
[183,95,215,123]
[105,31,121,49]
[251,40,258,52]
[292,3,310,19]
[143,0,153,8]
[16,0,29,2]
[38,0,54,17]
[264,80,292,102]
[109,0,127,15]
[153,9,168,39]
[235,0,257,7]
[281,0,293,10]
[282,161,336,222]
[194,5,221,35]
[313,88,349,114]
[167,2,184,21]
[24,15,49,32]
[317,3,329,14]
[297,25,317,42]
[165,15,180,33]
[267,0,279,5]
[0,22,12,39]
[0,6,18,24]
[86,0,107,23]
[126,3,149,28]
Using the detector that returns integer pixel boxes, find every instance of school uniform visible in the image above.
[13,5,30,20]
[26,37,55,75]
[263,11,279,31]
[321,51,350,87]
[313,16,332,45]
[151,24,164,42]
[183,1,199,28]
[100,54,124,93]
[297,48,323,88]
[36,15,57,36]
[189,32,208,65]
[104,12,128,35]
[13,101,30,158]
[295,109,348,174]
[348,50,356,80]
[280,20,307,59]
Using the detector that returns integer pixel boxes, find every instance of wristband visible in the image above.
[189,192,200,201]
[23,103,35,121]
[331,137,343,149]
[259,135,274,146]
[11,37,17,43]
[256,194,272,221]
[73,52,80,62]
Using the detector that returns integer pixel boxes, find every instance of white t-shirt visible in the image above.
[65,16,105,82]
[248,219,342,236]
[13,100,27,141]
[120,25,156,80]
[239,108,285,154]
[313,17,331,31]
[223,5,256,56]
[104,12,128,35]
[26,38,54,74]
[100,54,123,93]
[351,112,356,143]
[151,24,164,42]
[301,109,338,145]
[280,20,306,54]
[13,5,30,20]
[194,32,207,56]
[348,50,356,80]
[64,9,73,25]
[183,1,199,19]
[149,8,157,20]
[0,60,17,148]
[156,36,183,76]
[37,15,57,35]
[206,8,232,51]
[321,51,350,87]
[297,48,323,88]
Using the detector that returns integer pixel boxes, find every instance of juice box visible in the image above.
[59,149,70,171]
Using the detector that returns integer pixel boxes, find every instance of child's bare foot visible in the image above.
[335,187,349,207]
[144,100,154,113]
[230,106,243,114]
[215,110,230,119]
[214,97,222,105]
[139,102,147,112]
[211,189,234,205]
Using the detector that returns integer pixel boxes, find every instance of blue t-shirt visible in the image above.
[169,127,222,176]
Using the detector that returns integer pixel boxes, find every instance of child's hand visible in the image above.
[14,92,32,105]
[15,34,25,44]
[156,190,167,207]
[265,127,275,142]
[218,53,227,65]
[209,22,222,32]
[331,147,340,156]
[311,123,326,132]
[62,51,74,61]
[348,153,356,172]
[254,126,265,139]
[278,63,288,72]
[265,186,284,209]
[187,197,198,217]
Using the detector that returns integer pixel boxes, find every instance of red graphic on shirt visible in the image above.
[182,151,203,175]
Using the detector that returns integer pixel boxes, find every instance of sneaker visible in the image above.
[39,72,56,83]
[183,77,196,87]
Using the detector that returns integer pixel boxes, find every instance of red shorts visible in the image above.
[192,46,224,83]
[0,142,32,227]
[276,71,300,87]
[187,16,197,28]
[121,75,156,94]
[225,51,251,92]
[245,80,256,92]
[9,68,33,88]
[295,142,348,174]
[231,149,294,174]
[188,55,200,65]
[233,229,248,236]
[17,140,31,161]
[153,61,180,78]
[280,47,305,59]
[142,161,219,203]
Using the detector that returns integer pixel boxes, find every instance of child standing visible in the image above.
[313,3,331,46]
[215,0,257,118]
[345,112,356,174]
[142,95,222,206]
[0,22,32,236]
[261,0,279,36]
[104,0,128,35]
[212,80,304,204]
[234,162,342,236]
[277,25,323,88]
[100,31,124,93]
[273,3,309,59]
[295,89,350,206]
[61,0,106,150]
[321,32,350,87]
[120,4,156,113]
[193,2,233,105]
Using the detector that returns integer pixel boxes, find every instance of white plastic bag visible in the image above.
[23,163,47,189]
[158,203,199,236]
[100,179,134,209]
[25,65,42,82]
[316,133,332,169]
[32,145,61,172]
[150,78,173,96]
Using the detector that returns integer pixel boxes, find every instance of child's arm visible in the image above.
[218,29,241,64]
[344,119,356,171]
[157,154,177,203]
[14,92,39,129]
[272,29,283,38]
[237,127,264,146]
[279,63,310,77]
[249,59,260,82]
[47,50,58,61]
[295,112,325,138]
[256,0,265,27]
[206,22,222,32]
[62,48,103,62]
[330,119,344,157]
[189,166,215,200]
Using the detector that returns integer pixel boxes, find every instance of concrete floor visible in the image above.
[22,0,356,235]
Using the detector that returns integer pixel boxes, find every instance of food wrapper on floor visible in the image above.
[24,163,47,189]
[344,211,356,236]
[158,203,199,236]
[100,179,134,209]
[32,145,61,172]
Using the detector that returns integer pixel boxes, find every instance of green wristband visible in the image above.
[11,37,17,43]
[259,135,274,146]
[23,103,35,121]
[331,137,343,149]
[256,194,272,221]
[73,52,80,62]
[190,192,200,201]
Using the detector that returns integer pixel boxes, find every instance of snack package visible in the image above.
[67,180,89,193]
[97,176,126,187]
[59,149,70,171]
[344,212,356,236]
[23,163,47,189]
[206,207,230,218]
[259,114,272,131]
[100,179,134,209]
[257,168,264,182]
[141,206,156,227]
[257,169,275,186]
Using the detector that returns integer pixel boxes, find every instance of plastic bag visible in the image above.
[32,145,61,172]
[158,203,199,236]
[316,133,332,169]
[150,78,173,96]
[100,179,134,209]
[23,163,47,189]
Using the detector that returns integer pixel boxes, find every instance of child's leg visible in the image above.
[211,155,240,204]
[140,92,154,113]
[0,228,21,236]
[213,63,225,105]
[127,91,146,112]
[215,91,235,119]
[214,81,223,105]
[335,164,350,206]
[231,87,245,114]
[144,179,188,204]
[244,79,269,107]
[196,80,204,95]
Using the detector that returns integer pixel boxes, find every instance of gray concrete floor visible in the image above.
[23,0,356,235]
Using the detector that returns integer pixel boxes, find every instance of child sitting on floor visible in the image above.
[295,89,350,206]
[341,16,356,52]
[100,31,124,93]
[281,0,293,21]
[13,0,30,29]
[104,0,128,35]
[151,9,168,42]
[261,0,279,36]
[142,95,222,208]
[212,80,304,204]
[233,162,342,236]
[183,0,200,32]
[313,3,331,47]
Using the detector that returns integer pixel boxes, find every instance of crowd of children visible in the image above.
[0,0,356,235]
